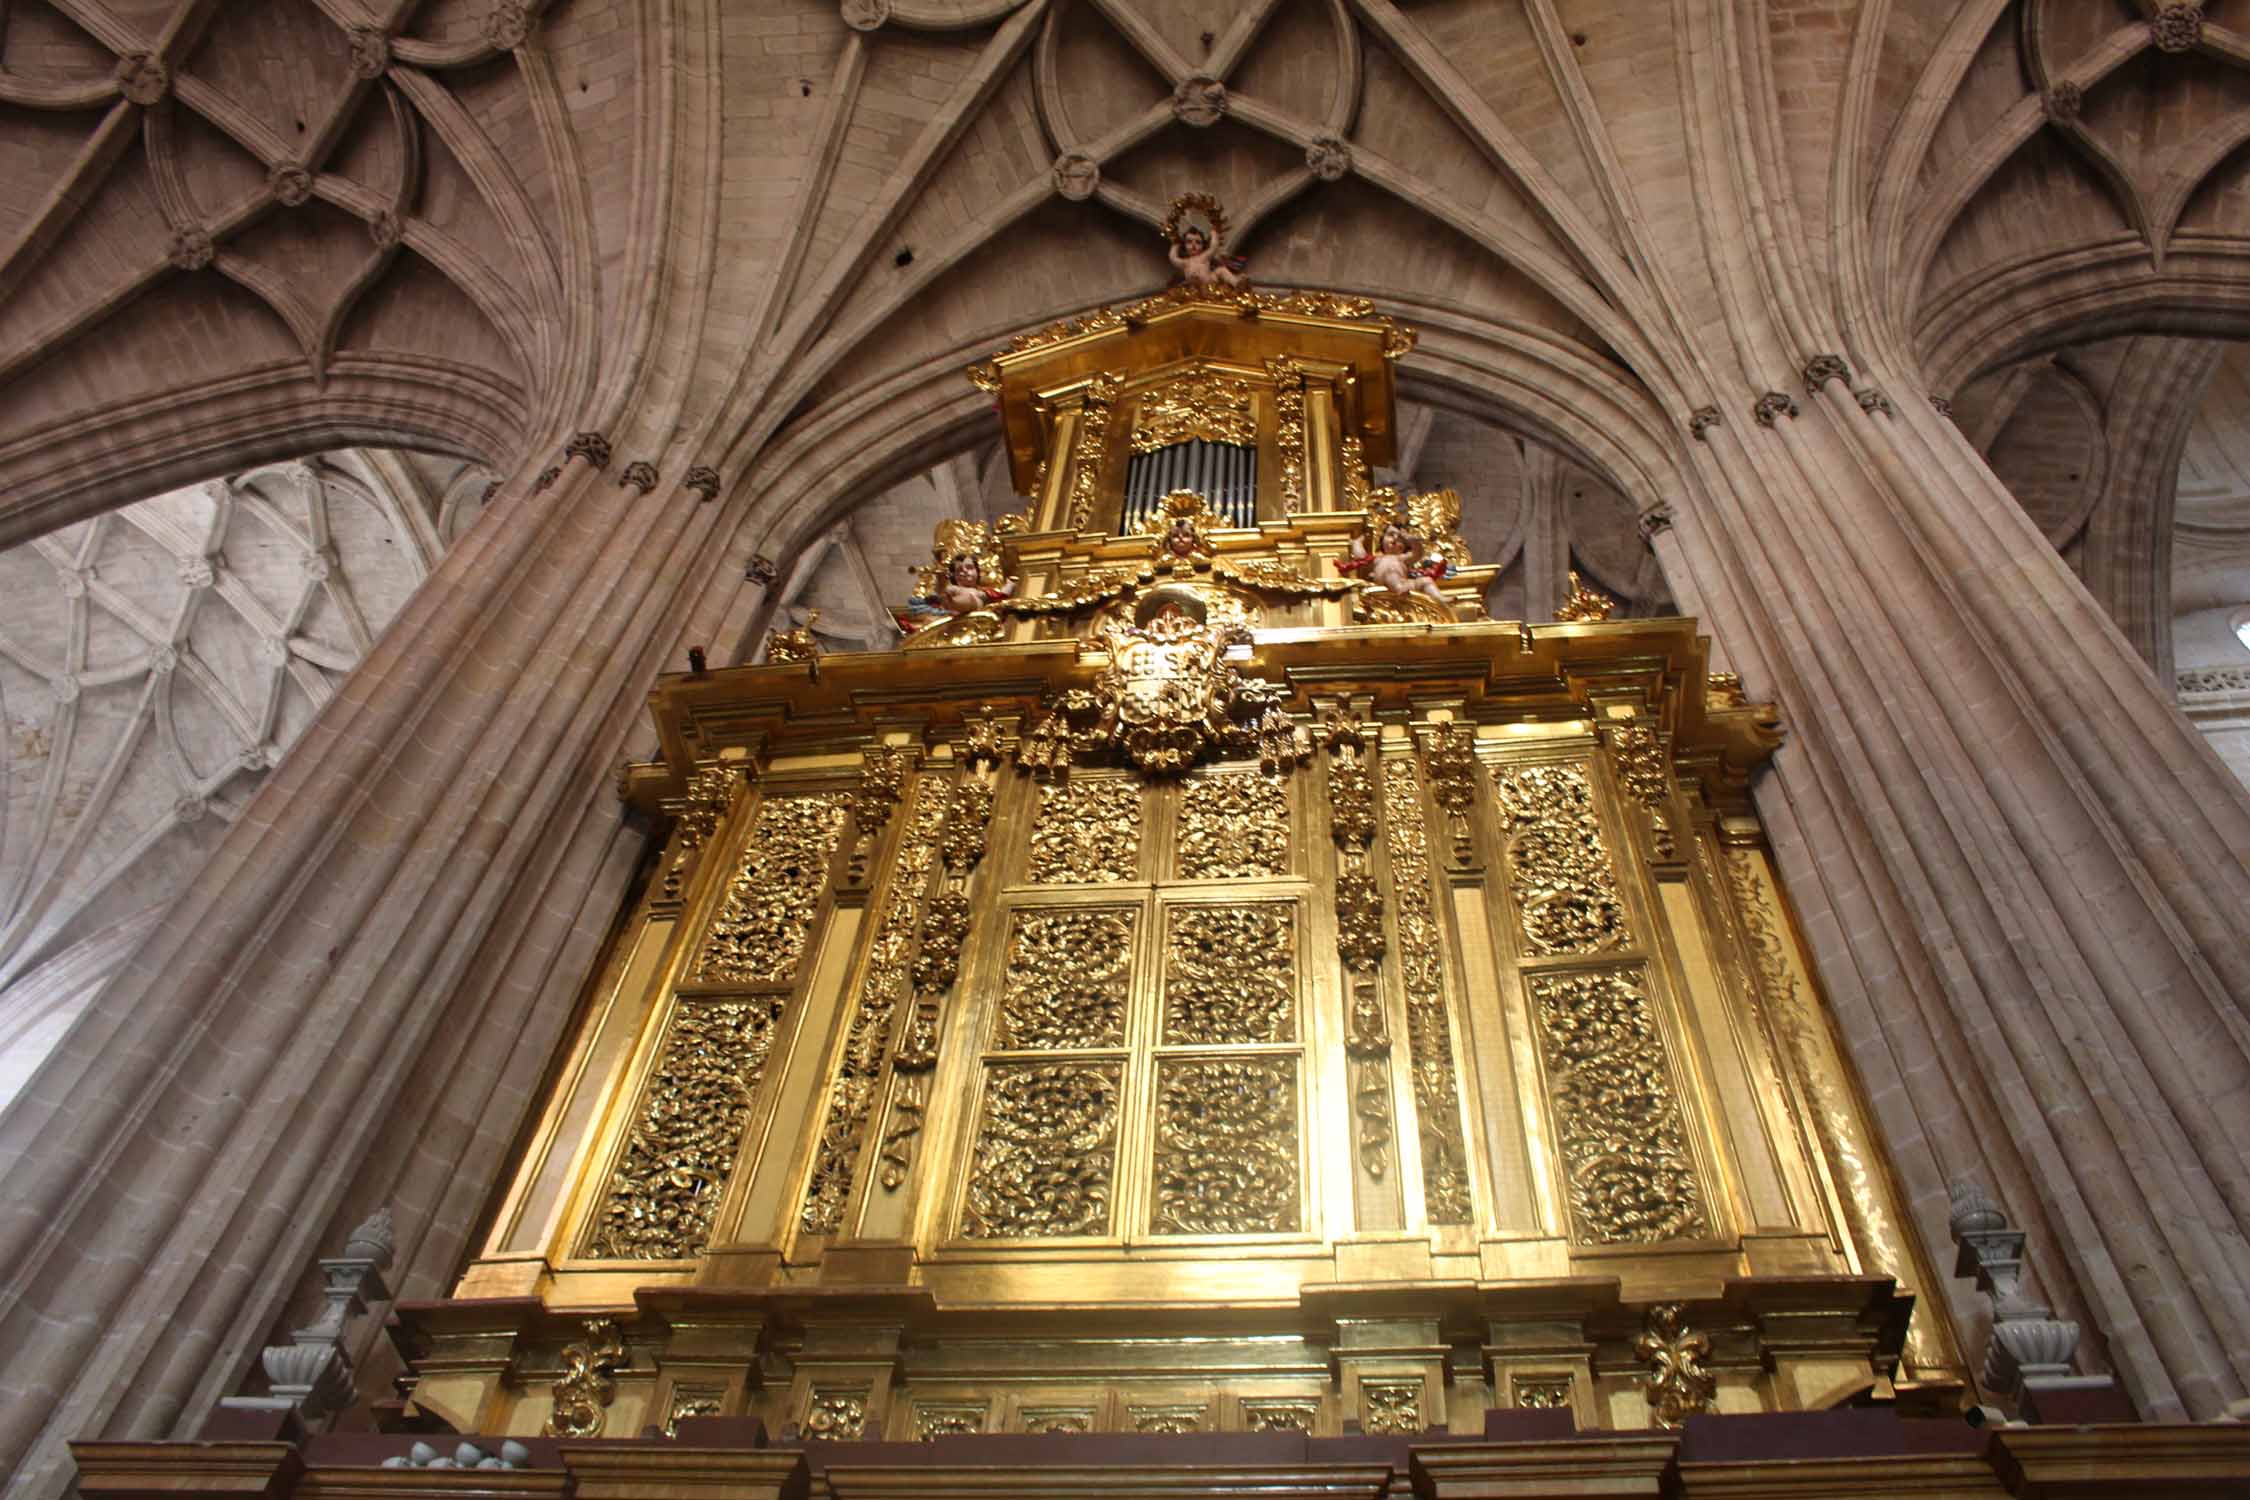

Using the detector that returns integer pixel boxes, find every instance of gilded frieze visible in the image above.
[803,1388,869,1439]
[961,1061,1124,1238]
[914,1404,987,1439]
[1491,764,1629,955]
[1175,770,1289,879]
[1380,760,1474,1224]
[993,908,1135,1049]
[1361,1380,1422,1436]
[1132,373,1254,451]
[1243,1399,1319,1433]
[1021,1407,1095,1434]
[1130,1406,1206,1434]
[1028,777,1142,883]
[1513,1377,1572,1411]
[583,997,784,1260]
[1160,905,1297,1045]
[799,780,948,1235]
[693,794,849,983]
[1526,968,1708,1244]
[663,1386,724,1437]
[1151,1056,1300,1235]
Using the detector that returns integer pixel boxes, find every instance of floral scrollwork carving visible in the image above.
[660,759,743,903]
[1266,357,1309,513]
[1177,771,1289,877]
[1492,764,1629,955]
[994,907,1134,1049]
[1152,1057,1300,1235]
[1161,905,1297,1045]
[693,795,849,982]
[1066,374,1122,530]
[1527,968,1708,1244]
[1605,720,1677,861]
[1029,777,1141,882]
[1382,761,1472,1223]
[804,1388,869,1439]
[1362,1380,1422,1436]
[942,777,994,877]
[1636,1304,1717,1426]
[583,997,784,1259]
[1422,722,1478,865]
[800,781,947,1232]
[543,1319,627,1437]
[962,1062,1123,1238]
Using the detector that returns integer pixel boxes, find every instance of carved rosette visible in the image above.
[2152,4,2204,53]
[484,1,533,50]
[269,165,314,207]
[167,229,215,272]
[1172,75,1227,126]
[1381,759,1473,1223]
[115,52,170,105]
[346,25,390,78]
[1051,151,1100,201]
[1305,136,1352,181]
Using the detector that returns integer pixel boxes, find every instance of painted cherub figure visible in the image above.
[1340,520,1450,601]
[1169,223,1244,290]
[895,551,1014,633]
[1163,516,1209,560]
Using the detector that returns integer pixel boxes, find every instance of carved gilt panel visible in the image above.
[693,794,850,982]
[1028,777,1142,884]
[1175,770,1289,878]
[992,907,1136,1049]
[1491,763,1629,954]
[1380,760,1474,1224]
[1527,967,1709,1244]
[961,1061,1124,1238]
[1160,904,1297,1045]
[1151,1056,1300,1235]
[584,997,784,1260]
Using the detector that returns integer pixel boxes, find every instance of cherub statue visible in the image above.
[894,519,1017,634]
[1136,489,1221,564]
[1339,518,1450,601]
[1164,193,1247,290]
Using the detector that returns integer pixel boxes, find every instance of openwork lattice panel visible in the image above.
[961,1061,1125,1239]
[1150,1056,1301,1235]
[1160,904,1298,1044]
[991,907,1137,1049]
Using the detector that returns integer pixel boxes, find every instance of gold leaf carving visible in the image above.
[660,760,742,902]
[1527,968,1708,1244]
[1606,721,1676,861]
[1513,1376,1572,1411]
[962,1062,1123,1238]
[915,1404,987,1439]
[994,908,1135,1049]
[1381,761,1473,1223]
[799,781,948,1234]
[1636,1304,1716,1426]
[694,794,849,982]
[1132,373,1255,451]
[1243,1399,1319,1433]
[1361,1380,1422,1436]
[1130,1405,1205,1434]
[1067,373,1122,531]
[1266,356,1307,513]
[1021,1407,1095,1434]
[1176,770,1289,878]
[544,1319,626,1437]
[1029,777,1141,883]
[1161,905,1297,1045]
[584,997,783,1260]
[1152,1056,1300,1235]
[665,1386,725,1436]
[1492,764,1629,954]
[804,1388,869,1439]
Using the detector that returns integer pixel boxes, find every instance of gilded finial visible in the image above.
[1555,570,1615,623]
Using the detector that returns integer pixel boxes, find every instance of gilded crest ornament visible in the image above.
[1636,1303,1717,1426]
[1018,596,1304,775]
[543,1319,627,1437]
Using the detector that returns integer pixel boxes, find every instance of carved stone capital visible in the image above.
[346,25,391,79]
[620,461,660,494]
[2152,4,2204,53]
[1637,504,1675,542]
[1305,136,1352,181]
[566,431,613,470]
[1931,394,1954,417]
[745,554,779,586]
[1051,151,1100,201]
[532,465,562,493]
[1688,405,1722,441]
[115,53,170,105]
[167,228,215,272]
[1752,391,1799,427]
[1802,354,1851,394]
[841,0,890,30]
[1172,76,1227,127]
[684,465,723,502]
[1855,386,1896,418]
